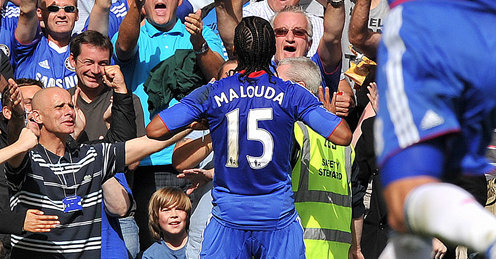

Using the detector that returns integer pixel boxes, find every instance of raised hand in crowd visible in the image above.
[89,0,112,36]
[103,96,113,130]
[177,168,214,195]
[349,0,382,59]
[185,10,204,50]
[22,209,60,233]
[367,82,378,113]
[71,87,86,141]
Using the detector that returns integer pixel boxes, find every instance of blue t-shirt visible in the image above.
[143,240,186,259]
[0,2,19,60]
[112,19,224,166]
[12,35,78,89]
[158,72,343,230]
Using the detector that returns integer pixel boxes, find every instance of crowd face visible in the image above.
[158,206,188,237]
[39,0,79,38]
[20,85,42,113]
[71,44,111,91]
[143,0,182,30]
[267,0,300,12]
[272,12,311,63]
[34,88,75,135]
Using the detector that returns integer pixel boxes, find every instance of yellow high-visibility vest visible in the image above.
[292,121,354,259]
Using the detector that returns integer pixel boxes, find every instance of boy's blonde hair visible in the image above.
[148,187,192,241]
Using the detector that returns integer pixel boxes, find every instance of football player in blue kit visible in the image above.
[375,0,496,257]
[146,16,352,258]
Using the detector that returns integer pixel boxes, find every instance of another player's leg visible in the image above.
[381,141,496,256]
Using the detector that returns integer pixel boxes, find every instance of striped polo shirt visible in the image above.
[6,141,125,258]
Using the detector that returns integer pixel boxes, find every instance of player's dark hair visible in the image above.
[233,16,277,83]
[70,30,113,60]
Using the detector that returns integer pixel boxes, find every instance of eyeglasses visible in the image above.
[46,5,77,13]
[274,27,309,39]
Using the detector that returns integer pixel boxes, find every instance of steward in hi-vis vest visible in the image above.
[292,121,354,259]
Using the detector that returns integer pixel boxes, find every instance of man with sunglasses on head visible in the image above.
[218,0,354,118]
[11,0,108,89]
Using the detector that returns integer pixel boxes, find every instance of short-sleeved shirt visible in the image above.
[7,142,125,258]
[112,19,224,166]
[0,2,19,59]
[12,34,78,89]
[158,72,343,230]
[142,240,186,259]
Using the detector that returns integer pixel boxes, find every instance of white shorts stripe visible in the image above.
[383,6,420,149]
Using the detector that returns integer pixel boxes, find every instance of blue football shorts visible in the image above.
[375,0,496,186]
[200,216,305,259]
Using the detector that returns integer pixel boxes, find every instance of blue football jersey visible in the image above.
[13,35,77,89]
[158,72,343,229]
[0,2,19,59]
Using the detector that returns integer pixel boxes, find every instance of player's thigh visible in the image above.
[200,218,251,259]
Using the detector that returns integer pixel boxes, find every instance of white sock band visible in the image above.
[405,182,496,252]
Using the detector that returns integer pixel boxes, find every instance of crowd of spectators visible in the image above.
[0,0,493,258]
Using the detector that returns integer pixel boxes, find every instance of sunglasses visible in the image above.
[46,5,77,13]
[274,27,309,39]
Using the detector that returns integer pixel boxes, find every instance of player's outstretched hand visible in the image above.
[318,86,335,113]
[177,168,214,195]
[23,209,60,233]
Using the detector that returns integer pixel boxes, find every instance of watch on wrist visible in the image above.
[329,0,344,7]
[194,42,209,55]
